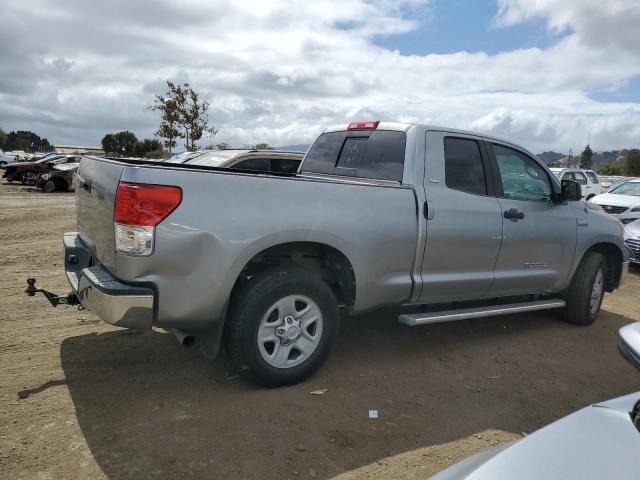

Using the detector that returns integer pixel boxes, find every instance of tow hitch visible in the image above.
[25,278,81,308]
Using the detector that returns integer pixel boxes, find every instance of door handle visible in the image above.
[504,208,524,220]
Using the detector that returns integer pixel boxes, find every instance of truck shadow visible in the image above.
[60,309,639,479]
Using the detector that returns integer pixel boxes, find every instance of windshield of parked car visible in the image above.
[35,156,62,163]
[185,151,241,167]
[610,181,640,196]
[164,151,205,164]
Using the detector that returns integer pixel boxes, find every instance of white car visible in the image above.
[550,168,603,200]
[589,178,640,224]
[624,219,640,265]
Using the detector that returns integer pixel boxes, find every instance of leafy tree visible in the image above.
[150,82,182,155]
[597,162,625,175]
[216,143,230,150]
[625,149,640,176]
[0,128,6,149]
[133,138,164,158]
[547,161,561,168]
[3,130,51,152]
[101,131,138,156]
[579,145,593,169]
[150,81,217,153]
[252,143,272,150]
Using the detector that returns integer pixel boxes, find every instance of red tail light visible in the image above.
[347,120,379,130]
[114,182,182,226]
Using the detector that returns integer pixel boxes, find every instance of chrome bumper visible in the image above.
[64,232,154,329]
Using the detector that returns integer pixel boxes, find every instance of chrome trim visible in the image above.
[398,299,566,326]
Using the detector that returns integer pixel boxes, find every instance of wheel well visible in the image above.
[584,243,624,292]
[232,242,356,308]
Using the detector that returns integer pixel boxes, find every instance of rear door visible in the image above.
[419,132,503,303]
[487,141,576,295]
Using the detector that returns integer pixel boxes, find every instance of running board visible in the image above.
[398,299,566,326]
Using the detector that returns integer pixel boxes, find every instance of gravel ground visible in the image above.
[0,180,638,479]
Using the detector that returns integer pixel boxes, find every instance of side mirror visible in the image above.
[619,322,640,371]
[560,179,582,201]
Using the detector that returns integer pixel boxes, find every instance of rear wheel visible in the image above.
[225,268,339,387]
[44,180,56,193]
[562,252,606,326]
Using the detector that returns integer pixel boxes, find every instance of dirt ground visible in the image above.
[1,180,639,480]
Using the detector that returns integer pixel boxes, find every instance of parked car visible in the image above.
[549,168,603,199]
[0,152,18,167]
[2,155,81,184]
[35,162,79,192]
[589,178,640,224]
[165,149,303,174]
[29,121,627,387]
[623,219,640,266]
[598,175,628,191]
[430,321,640,480]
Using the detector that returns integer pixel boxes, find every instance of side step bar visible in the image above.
[398,299,566,326]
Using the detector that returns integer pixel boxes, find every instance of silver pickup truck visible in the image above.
[31,121,629,386]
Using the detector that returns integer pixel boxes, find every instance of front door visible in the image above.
[419,131,503,303]
[487,142,577,295]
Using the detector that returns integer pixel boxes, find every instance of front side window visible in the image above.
[443,137,487,195]
[493,144,552,202]
[586,171,599,184]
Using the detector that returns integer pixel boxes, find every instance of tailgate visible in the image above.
[75,157,125,271]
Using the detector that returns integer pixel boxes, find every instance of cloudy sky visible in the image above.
[1,0,639,153]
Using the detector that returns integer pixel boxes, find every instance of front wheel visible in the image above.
[21,170,37,184]
[44,180,56,193]
[562,252,606,326]
[225,268,339,387]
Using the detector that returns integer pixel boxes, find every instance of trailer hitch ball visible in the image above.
[26,278,37,296]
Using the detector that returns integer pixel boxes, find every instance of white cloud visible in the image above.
[0,0,639,152]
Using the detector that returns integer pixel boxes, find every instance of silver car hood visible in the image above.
[591,193,640,208]
[431,392,640,480]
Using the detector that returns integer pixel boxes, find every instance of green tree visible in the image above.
[150,81,217,153]
[0,128,6,149]
[216,143,230,150]
[597,162,625,175]
[150,82,182,155]
[625,149,640,176]
[133,138,164,158]
[252,143,272,150]
[579,145,593,169]
[3,130,51,152]
[547,161,561,168]
[101,131,138,157]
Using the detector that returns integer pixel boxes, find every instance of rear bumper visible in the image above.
[64,232,155,329]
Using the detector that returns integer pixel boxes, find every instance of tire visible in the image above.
[562,252,606,326]
[44,180,56,193]
[20,170,37,184]
[0,161,6,167]
[225,268,339,387]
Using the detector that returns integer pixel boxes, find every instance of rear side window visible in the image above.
[444,137,487,195]
[302,130,406,182]
[586,171,599,184]
[232,158,271,172]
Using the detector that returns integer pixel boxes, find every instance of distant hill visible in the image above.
[537,149,633,166]
[277,144,310,152]
[537,151,564,164]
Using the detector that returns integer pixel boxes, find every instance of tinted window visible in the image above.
[443,137,487,195]
[493,144,551,202]
[586,171,599,183]
[302,130,405,182]
[232,158,271,172]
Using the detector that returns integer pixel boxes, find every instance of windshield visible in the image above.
[610,181,640,197]
[165,151,205,164]
[185,151,239,167]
